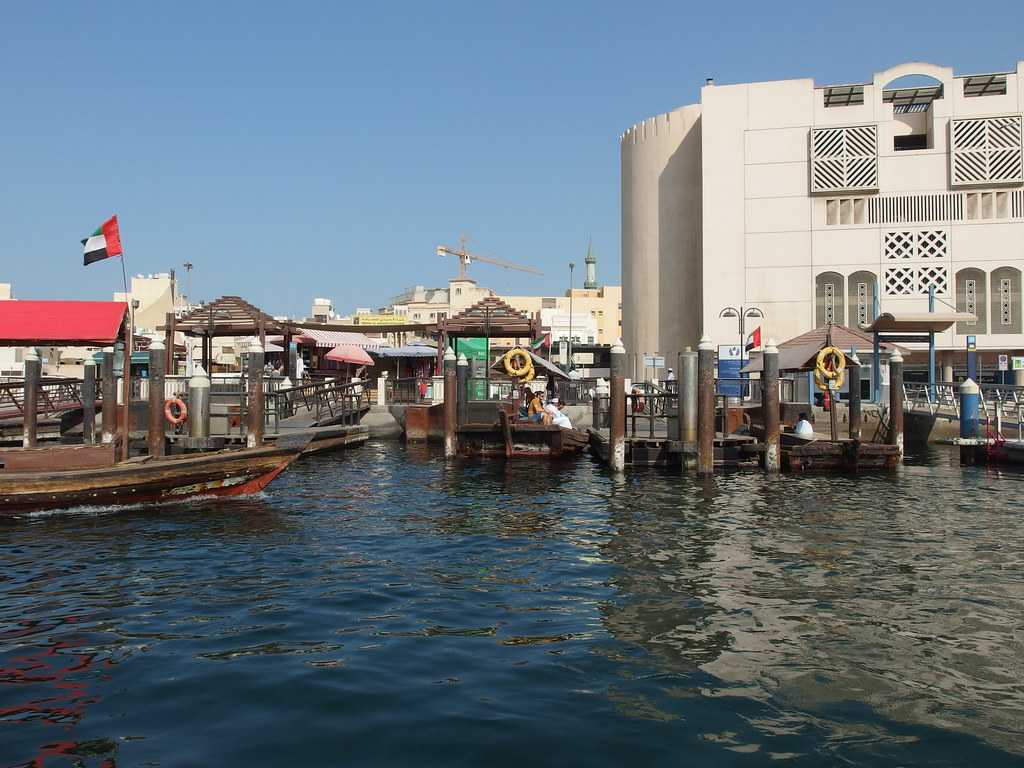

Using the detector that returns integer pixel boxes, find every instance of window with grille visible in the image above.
[950,115,1024,187]
[811,125,879,194]
[857,282,868,326]
[884,230,948,260]
[1001,278,1012,325]
[965,279,977,324]
[824,282,836,323]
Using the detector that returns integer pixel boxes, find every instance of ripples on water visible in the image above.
[1,441,1023,766]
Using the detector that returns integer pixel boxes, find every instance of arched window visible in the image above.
[956,268,987,334]
[846,271,877,329]
[990,267,1022,334]
[815,272,845,328]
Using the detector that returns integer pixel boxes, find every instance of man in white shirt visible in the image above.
[794,412,814,437]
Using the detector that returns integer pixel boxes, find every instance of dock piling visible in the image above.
[147,340,166,457]
[82,358,96,445]
[848,355,862,441]
[443,347,457,457]
[246,343,265,448]
[101,347,116,444]
[456,352,469,427]
[888,350,904,459]
[679,348,698,445]
[959,378,979,465]
[609,340,626,472]
[697,336,715,477]
[762,339,780,472]
[189,369,211,439]
[22,348,40,449]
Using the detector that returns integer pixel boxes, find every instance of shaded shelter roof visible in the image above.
[292,328,385,349]
[372,345,439,358]
[490,349,570,380]
[0,301,128,347]
[172,296,287,337]
[742,324,903,374]
[441,296,539,339]
[863,312,975,333]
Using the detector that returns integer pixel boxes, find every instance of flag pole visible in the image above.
[119,245,133,462]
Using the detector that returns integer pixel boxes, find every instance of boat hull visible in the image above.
[0,441,307,514]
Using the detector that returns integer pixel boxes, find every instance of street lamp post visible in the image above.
[718,305,765,397]
[567,261,575,373]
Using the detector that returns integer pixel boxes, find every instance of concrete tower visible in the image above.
[584,239,598,289]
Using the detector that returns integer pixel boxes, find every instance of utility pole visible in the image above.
[183,261,194,304]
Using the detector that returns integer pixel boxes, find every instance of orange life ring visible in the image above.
[164,397,188,426]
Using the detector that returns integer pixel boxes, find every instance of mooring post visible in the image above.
[848,354,862,441]
[101,347,116,444]
[679,347,698,444]
[443,346,457,457]
[22,348,40,449]
[456,352,469,427]
[888,350,904,459]
[697,335,715,477]
[147,340,167,457]
[82,358,97,445]
[189,368,211,439]
[246,343,265,448]
[763,339,780,472]
[959,378,979,466]
[609,340,626,472]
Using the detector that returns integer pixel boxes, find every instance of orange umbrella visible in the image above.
[324,344,374,365]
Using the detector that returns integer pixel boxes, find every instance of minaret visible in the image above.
[584,238,597,289]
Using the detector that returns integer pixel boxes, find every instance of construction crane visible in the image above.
[437,236,543,280]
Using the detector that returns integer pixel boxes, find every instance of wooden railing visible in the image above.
[0,377,100,420]
[266,377,366,426]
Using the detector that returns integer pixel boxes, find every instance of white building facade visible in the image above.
[622,61,1024,380]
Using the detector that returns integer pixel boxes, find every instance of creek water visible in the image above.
[1,441,1022,766]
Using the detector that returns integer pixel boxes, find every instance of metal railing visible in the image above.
[267,377,366,425]
[0,377,100,419]
[387,377,431,404]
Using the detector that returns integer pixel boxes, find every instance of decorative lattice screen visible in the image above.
[951,115,1024,187]
[884,266,949,296]
[811,125,878,194]
[884,230,947,260]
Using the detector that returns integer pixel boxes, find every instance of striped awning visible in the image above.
[293,328,386,349]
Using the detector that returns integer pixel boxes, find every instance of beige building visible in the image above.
[114,272,186,334]
[623,61,1024,379]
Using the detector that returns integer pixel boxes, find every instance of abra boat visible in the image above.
[458,411,589,458]
[0,434,311,513]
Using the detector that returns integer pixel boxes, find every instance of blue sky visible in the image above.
[2,0,1022,317]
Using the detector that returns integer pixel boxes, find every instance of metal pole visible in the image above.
[763,339,780,472]
[456,352,469,427]
[679,348,698,445]
[22,348,40,449]
[609,340,626,472]
[959,377,979,466]
[928,286,936,400]
[872,292,881,403]
[848,354,862,441]
[697,335,715,477]
[121,315,134,462]
[246,343,265,447]
[147,340,166,457]
[82,357,96,445]
[888,350,904,460]
[101,347,116,444]
[188,370,211,439]
[443,346,457,457]
[568,262,575,374]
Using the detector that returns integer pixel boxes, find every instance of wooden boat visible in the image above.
[457,411,589,458]
[0,433,311,514]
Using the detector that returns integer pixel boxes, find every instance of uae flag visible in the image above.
[745,326,762,352]
[82,215,123,265]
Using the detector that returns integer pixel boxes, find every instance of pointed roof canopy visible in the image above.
[171,296,287,337]
[440,296,540,339]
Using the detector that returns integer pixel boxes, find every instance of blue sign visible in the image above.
[717,345,743,397]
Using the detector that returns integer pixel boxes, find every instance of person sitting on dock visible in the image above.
[525,389,545,422]
[794,412,814,437]
[544,397,573,429]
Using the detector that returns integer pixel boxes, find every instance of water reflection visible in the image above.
[0,441,1021,765]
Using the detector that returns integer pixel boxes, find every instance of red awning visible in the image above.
[323,344,374,365]
[0,301,128,347]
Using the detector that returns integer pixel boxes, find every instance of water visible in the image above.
[2,442,1023,767]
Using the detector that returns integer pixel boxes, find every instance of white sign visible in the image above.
[718,345,742,361]
[642,354,666,368]
[998,353,1009,371]
[1013,357,1024,371]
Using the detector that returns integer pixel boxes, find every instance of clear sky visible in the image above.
[2,0,1023,317]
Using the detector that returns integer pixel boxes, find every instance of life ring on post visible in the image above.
[164,397,188,426]
[815,346,846,380]
[503,348,535,380]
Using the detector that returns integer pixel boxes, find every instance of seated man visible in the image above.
[544,397,573,429]
[526,390,545,422]
[794,412,815,437]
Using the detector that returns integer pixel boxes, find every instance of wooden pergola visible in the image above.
[437,296,541,371]
[161,296,291,374]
